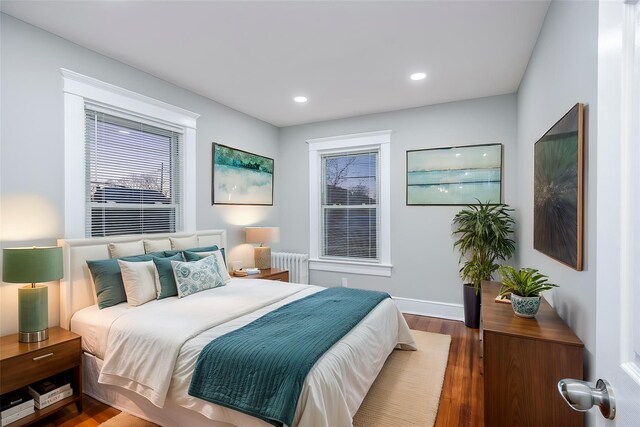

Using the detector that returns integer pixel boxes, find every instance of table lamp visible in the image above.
[245,227,280,270]
[3,246,63,342]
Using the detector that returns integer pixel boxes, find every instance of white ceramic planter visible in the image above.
[510,294,541,318]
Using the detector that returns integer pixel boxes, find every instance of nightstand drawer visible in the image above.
[269,272,289,282]
[0,339,81,393]
[235,269,289,282]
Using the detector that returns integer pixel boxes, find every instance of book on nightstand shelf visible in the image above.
[27,374,73,409]
[1,406,36,427]
[0,389,34,426]
[33,388,73,410]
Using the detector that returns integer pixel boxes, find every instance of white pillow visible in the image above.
[184,250,231,283]
[171,256,225,298]
[211,251,232,284]
[169,235,199,250]
[118,259,158,306]
[108,240,145,258]
[144,239,171,253]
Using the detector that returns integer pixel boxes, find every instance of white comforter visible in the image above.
[87,279,415,427]
[98,280,307,407]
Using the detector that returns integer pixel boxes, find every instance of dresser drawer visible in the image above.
[0,339,81,393]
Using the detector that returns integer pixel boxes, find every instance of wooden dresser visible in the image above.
[481,281,584,427]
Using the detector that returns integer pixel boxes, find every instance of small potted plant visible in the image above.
[498,266,558,318]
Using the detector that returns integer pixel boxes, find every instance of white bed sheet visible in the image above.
[71,279,306,359]
[71,302,131,359]
[71,278,415,427]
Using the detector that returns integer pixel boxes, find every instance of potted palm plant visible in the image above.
[452,201,515,328]
[498,266,558,318]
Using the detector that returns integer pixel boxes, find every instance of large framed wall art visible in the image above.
[534,103,584,271]
[211,143,274,205]
[406,143,503,206]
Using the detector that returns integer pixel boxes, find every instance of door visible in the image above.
[595,0,640,425]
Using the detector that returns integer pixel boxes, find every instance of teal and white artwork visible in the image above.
[212,143,274,205]
[406,143,502,205]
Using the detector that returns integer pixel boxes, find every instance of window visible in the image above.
[62,69,198,238]
[85,110,182,236]
[308,131,391,276]
[322,151,378,260]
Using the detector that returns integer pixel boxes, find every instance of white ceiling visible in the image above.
[1,1,550,127]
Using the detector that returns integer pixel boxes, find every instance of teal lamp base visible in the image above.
[18,285,49,343]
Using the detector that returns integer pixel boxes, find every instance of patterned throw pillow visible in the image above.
[183,249,231,283]
[171,256,225,298]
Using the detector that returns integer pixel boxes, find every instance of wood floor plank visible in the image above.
[30,315,483,426]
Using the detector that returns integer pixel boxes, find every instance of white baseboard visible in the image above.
[392,296,464,321]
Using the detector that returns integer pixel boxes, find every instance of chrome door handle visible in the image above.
[558,378,616,420]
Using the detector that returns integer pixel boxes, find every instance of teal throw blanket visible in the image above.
[188,287,390,427]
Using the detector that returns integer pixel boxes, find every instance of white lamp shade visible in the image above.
[245,227,280,244]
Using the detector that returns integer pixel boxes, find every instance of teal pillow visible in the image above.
[172,256,225,298]
[164,245,219,258]
[147,250,168,258]
[183,248,226,263]
[152,253,184,299]
[87,254,153,309]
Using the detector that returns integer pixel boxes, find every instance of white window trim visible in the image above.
[307,130,392,277]
[61,69,199,238]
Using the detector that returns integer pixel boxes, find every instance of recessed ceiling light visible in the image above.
[410,72,426,81]
[456,153,462,157]
[294,96,308,103]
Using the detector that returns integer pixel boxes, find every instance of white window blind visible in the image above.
[85,109,183,237]
[321,151,379,260]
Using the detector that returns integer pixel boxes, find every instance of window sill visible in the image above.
[309,259,393,277]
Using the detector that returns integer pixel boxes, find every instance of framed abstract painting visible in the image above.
[534,103,584,271]
[211,143,274,205]
[406,143,502,205]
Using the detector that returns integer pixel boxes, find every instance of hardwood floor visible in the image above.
[30,315,483,427]
[30,397,119,427]
[403,314,484,427]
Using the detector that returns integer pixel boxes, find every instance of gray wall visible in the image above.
[0,14,280,334]
[277,94,518,306]
[515,0,598,390]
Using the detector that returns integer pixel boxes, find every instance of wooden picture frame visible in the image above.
[534,103,584,270]
[211,143,274,206]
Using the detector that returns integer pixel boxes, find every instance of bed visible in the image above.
[59,230,416,427]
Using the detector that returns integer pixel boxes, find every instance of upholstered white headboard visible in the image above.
[57,230,227,330]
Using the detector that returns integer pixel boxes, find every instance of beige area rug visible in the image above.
[352,330,451,427]
[99,413,157,427]
[101,330,451,427]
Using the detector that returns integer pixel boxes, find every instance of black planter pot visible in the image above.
[463,284,481,329]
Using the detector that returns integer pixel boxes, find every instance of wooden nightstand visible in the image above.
[0,327,82,426]
[235,268,289,282]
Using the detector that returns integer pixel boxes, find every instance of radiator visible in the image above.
[271,252,309,284]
